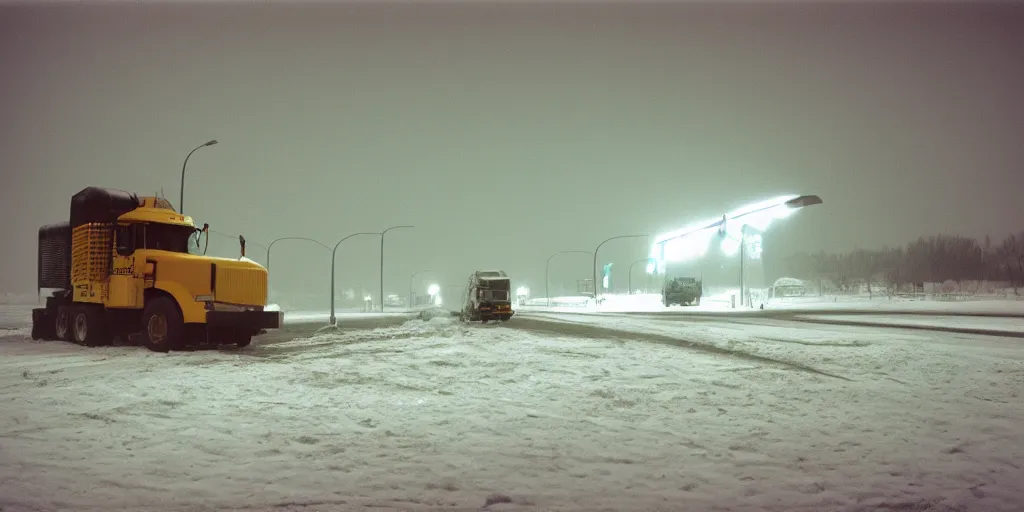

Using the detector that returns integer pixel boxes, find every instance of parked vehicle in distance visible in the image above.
[663,276,702,307]
[461,270,514,323]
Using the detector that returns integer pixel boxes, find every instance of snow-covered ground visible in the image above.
[2,304,1024,511]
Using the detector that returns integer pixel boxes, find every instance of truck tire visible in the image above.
[54,305,71,342]
[142,297,184,353]
[231,331,252,348]
[31,308,53,340]
[71,306,111,347]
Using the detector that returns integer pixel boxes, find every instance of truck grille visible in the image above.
[215,266,267,306]
[71,223,112,283]
[38,223,71,289]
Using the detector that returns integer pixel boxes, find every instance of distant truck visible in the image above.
[663,276,703,307]
[461,270,514,323]
[31,187,282,352]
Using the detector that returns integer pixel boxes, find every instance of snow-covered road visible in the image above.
[1,306,1023,511]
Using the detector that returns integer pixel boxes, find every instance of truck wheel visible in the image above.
[71,307,111,347]
[232,331,252,348]
[142,297,184,353]
[54,306,71,342]
[31,309,52,340]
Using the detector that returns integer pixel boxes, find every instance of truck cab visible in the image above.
[461,270,514,323]
[32,187,282,351]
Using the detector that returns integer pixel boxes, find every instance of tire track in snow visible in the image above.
[499,315,853,381]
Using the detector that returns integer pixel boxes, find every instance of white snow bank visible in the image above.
[523,295,592,308]
[801,314,1024,333]
[418,307,453,321]
[282,310,417,324]
[767,297,1024,315]
[526,292,1024,316]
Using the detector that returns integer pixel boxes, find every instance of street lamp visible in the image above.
[409,269,434,308]
[330,231,380,325]
[593,235,648,303]
[265,237,331,300]
[627,258,654,294]
[380,225,414,313]
[266,237,331,274]
[179,139,218,215]
[544,250,593,307]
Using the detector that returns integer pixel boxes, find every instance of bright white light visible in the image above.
[645,262,655,274]
[516,286,529,297]
[746,233,764,260]
[363,295,372,302]
[427,283,440,296]
[652,194,809,264]
[661,228,715,263]
[653,216,723,245]
[720,236,740,256]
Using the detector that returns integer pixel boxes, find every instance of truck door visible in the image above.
[108,224,144,309]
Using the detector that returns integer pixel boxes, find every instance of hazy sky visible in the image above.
[2,1,1022,301]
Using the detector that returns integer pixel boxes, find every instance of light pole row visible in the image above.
[177,139,418,321]
[259,228,416,325]
[592,234,649,303]
[545,251,592,307]
[542,234,649,307]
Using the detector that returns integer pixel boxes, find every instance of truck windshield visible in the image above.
[145,224,197,254]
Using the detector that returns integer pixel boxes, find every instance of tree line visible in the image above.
[772,232,1024,294]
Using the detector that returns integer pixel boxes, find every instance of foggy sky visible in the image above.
[2,1,1023,302]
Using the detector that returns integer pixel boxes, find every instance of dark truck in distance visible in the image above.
[663,276,703,307]
[461,270,514,323]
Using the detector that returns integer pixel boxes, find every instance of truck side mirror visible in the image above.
[115,225,135,256]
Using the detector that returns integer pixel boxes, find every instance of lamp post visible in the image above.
[330,231,380,325]
[409,269,434,308]
[179,139,218,215]
[593,235,648,303]
[265,237,330,299]
[266,237,331,274]
[627,258,652,294]
[544,250,593,307]
[380,225,413,313]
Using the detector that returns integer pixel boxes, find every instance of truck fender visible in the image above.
[150,281,206,323]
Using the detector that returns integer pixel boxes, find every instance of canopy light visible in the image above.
[649,193,822,270]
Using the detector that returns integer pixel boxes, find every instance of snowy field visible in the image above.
[2,304,1024,511]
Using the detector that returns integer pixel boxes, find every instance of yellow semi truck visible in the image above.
[31,187,282,352]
